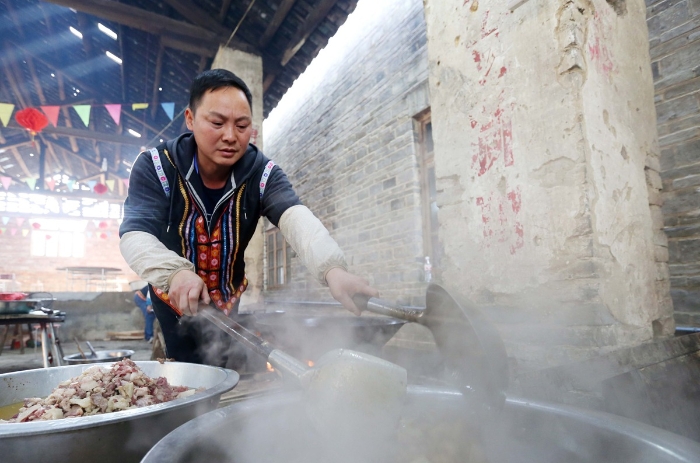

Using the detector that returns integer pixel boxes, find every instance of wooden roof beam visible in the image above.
[218,0,233,22]
[259,0,299,48]
[10,147,32,179]
[42,0,258,54]
[150,43,165,118]
[162,0,229,36]
[280,0,339,66]
[43,126,144,147]
[56,73,80,153]
[1,45,29,109]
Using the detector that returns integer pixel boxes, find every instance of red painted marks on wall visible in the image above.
[588,12,614,78]
[476,187,524,254]
[471,101,513,176]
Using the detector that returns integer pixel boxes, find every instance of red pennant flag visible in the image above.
[41,106,60,127]
[0,176,11,190]
[105,104,121,125]
[46,178,56,191]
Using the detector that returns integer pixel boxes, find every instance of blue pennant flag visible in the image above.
[161,102,175,121]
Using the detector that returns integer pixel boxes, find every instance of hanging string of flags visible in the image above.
[0,102,177,128]
[0,217,116,239]
[0,175,129,193]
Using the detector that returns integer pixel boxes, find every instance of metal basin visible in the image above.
[0,361,239,463]
[142,389,700,463]
[63,349,135,364]
[254,315,406,360]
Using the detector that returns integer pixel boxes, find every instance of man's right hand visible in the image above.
[168,269,210,316]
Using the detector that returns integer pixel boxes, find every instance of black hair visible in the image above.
[188,69,253,113]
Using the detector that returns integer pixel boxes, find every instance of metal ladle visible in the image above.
[199,307,408,439]
[353,283,509,415]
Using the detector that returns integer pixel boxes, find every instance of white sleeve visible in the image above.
[119,231,195,292]
[278,205,347,286]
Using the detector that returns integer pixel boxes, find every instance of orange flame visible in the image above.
[307,360,315,367]
[266,362,274,372]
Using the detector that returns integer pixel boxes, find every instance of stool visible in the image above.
[0,323,32,355]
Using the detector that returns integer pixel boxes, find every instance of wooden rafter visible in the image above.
[163,0,229,36]
[43,126,144,146]
[2,44,29,109]
[0,141,33,152]
[218,0,233,22]
[45,138,102,169]
[118,24,127,102]
[42,0,257,54]
[10,147,32,178]
[259,0,298,48]
[150,42,165,118]
[56,73,80,152]
[280,0,339,66]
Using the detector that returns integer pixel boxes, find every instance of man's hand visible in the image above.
[168,269,210,316]
[326,267,379,316]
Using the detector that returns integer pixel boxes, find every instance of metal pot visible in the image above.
[142,389,700,463]
[63,349,135,364]
[0,361,239,463]
[254,315,406,360]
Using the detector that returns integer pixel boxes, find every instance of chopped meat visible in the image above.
[1,359,201,423]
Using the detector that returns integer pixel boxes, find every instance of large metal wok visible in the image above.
[254,314,406,359]
[142,389,700,463]
[0,361,239,463]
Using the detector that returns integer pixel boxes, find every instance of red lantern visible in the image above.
[31,222,41,230]
[98,221,108,229]
[45,234,51,240]
[93,183,108,194]
[100,232,108,239]
[15,108,49,138]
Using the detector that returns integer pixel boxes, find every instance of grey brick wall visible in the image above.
[263,0,430,305]
[648,0,700,315]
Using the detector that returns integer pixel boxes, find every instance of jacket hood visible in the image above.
[165,132,265,190]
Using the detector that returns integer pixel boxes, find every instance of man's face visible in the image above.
[185,87,252,171]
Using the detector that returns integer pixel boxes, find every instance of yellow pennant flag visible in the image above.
[105,179,115,191]
[0,103,14,127]
[132,103,149,110]
[22,229,29,237]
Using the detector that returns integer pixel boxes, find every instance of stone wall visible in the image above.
[423,0,670,372]
[262,0,431,305]
[648,0,700,324]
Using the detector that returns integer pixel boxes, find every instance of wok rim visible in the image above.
[0,361,239,438]
[254,314,407,329]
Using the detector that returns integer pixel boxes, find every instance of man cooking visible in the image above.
[119,69,378,366]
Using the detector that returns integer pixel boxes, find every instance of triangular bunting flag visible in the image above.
[0,177,11,190]
[0,228,6,235]
[104,104,121,125]
[87,180,97,191]
[1,217,8,225]
[86,231,93,238]
[72,105,91,127]
[46,178,56,191]
[16,218,24,226]
[10,228,16,236]
[22,229,29,237]
[106,179,115,191]
[25,178,37,190]
[0,103,14,127]
[160,102,175,121]
[41,106,60,127]
[132,103,148,111]
[122,178,129,189]
[66,180,75,192]
[92,220,100,228]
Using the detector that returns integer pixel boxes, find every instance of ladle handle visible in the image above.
[352,295,424,322]
[199,308,308,381]
[199,307,274,359]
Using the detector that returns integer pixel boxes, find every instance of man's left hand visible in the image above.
[326,267,379,316]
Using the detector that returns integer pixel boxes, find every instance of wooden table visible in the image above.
[0,312,66,368]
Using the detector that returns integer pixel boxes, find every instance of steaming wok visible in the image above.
[254,314,406,359]
[0,361,238,463]
[142,389,700,463]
